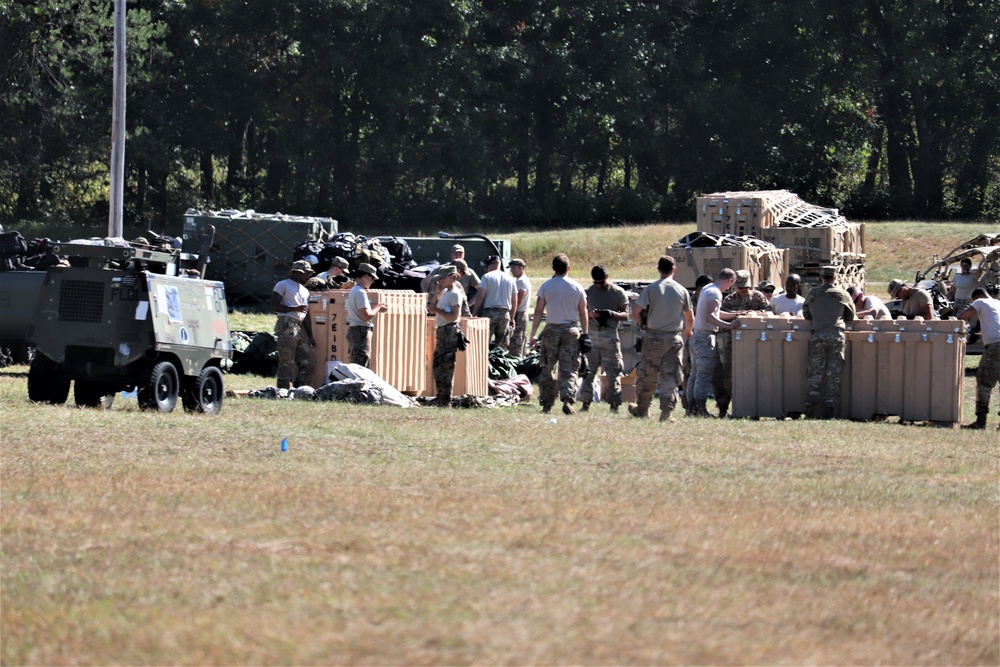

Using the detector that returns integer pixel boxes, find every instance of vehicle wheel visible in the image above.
[74,380,115,409]
[182,366,224,414]
[138,361,180,413]
[28,353,70,404]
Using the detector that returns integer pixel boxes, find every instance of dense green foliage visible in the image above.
[2,0,998,232]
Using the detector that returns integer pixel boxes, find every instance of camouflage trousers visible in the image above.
[538,323,581,409]
[347,325,372,368]
[635,330,684,414]
[508,311,529,357]
[274,317,315,389]
[806,330,846,418]
[482,307,512,349]
[433,323,460,402]
[579,328,624,407]
[689,332,718,402]
[975,342,1000,415]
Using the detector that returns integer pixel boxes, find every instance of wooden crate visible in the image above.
[307,289,427,393]
[666,245,788,290]
[421,317,490,397]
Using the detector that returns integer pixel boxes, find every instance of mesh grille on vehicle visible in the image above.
[59,280,104,323]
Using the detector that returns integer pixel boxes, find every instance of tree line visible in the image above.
[3,0,998,234]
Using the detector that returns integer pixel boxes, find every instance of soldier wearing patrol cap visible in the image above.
[802,265,856,419]
[427,264,464,406]
[345,262,388,368]
[507,258,532,356]
[316,256,354,289]
[715,269,771,418]
[270,260,316,389]
[887,278,937,320]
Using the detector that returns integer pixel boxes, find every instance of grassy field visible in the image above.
[2,220,998,665]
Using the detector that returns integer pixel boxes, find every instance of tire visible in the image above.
[137,361,180,413]
[28,353,70,404]
[182,366,224,414]
[74,380,115,409]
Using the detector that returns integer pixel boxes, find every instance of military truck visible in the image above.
[27,239,232,412]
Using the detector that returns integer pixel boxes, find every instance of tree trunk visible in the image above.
[955,113,1000,217]
[533,104,554,202]
[225,115,249,199]
[199,151,215,202]
[862,126,883,196]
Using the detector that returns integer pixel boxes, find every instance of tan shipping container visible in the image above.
[731,316,965,423]
[666,245,788,290]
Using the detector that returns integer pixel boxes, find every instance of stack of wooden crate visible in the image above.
[695,190,866,290]
[306,288,491,397]
[665,239,789,291]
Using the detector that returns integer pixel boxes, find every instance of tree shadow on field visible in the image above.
[0,371,27,378]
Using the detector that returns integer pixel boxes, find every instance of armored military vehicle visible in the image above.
[27,239,232,412]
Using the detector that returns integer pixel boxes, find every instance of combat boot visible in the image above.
[659,409,675,423]
[695,400,715,418]
[963,412,987,430]
[718,406,728,419]
[562,400,576,415]
[609,403,619,414]
[628,403,649,419]
[580,401,591,412]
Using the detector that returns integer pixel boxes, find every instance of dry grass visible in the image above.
[1,365,997,665]
[3,220,998,665]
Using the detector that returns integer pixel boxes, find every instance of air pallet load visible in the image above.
[182,209,337,305]
[797,259,866,293]
[731,316,965,424]
[665,236,788,290]
[307,289,427,393]
[761,218,866,265]
[422,317,490,398]
[697,190,802,238]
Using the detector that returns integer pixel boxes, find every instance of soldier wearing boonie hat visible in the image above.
[270,260,316,389]
[345,262,387,368]
[802,264,855,419]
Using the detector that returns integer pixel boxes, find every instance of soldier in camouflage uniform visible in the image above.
[579,266,630,412]
[529,253,590,415]
[507,259,532,357]
[629,256,694,422]
[802,266,856,419]
[715,270,771,418]
[958,288,1000,429]
[270,260,316,389]
[427,266,464,407]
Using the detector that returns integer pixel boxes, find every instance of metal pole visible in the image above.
[108,0,126,239]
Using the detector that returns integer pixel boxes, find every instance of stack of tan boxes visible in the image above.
[731,316,966,424]
[422,317,490,397]
[666,242,789,291]
[696,190,866,291]
[696,190,802,238]
[307,289,428,393]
